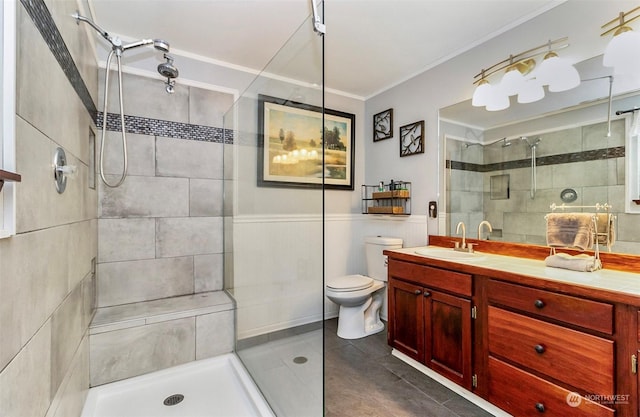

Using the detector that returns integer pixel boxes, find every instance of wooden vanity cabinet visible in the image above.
[385,249,639,417]
[487,279,616,416]
[387,278,423,361]
[387,259,473,389]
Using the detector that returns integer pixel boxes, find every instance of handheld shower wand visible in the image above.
[73,12,178,187]
[521,137,541,199]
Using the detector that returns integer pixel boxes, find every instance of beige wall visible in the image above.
[0,1,98,417]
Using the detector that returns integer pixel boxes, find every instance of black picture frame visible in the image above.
[373,108,393,141]
[257,94,355,190]
[399,120,425,157]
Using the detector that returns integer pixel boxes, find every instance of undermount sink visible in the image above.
[414,247,486,261]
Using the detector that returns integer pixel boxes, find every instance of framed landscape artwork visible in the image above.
[258,94,355,189]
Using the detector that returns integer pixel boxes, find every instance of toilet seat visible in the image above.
[326,274,373,292]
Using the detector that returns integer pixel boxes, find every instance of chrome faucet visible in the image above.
[478,220,493,240]
[455,221,466,250]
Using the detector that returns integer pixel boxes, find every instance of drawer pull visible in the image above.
[414,290,422,295]
[534,344,545,354]
[535,402,545,413]
[534,299,545,309]
[423,291,431,297]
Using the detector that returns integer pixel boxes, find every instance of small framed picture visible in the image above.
[373,108,393,142]
[399,120,424,157]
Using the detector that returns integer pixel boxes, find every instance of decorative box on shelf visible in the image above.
[362,181,411,215]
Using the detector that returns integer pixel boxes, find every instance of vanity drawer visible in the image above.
[489,357,615,417]
[388,260,471,297]
[488,279,613,334]
[488,306,614,395]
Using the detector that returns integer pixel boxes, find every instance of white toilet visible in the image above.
[326,236,403,339]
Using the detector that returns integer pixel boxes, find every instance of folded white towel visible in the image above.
[544,253,602,272]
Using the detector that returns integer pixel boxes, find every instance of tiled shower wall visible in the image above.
[96,72,234,307]
[448,119,640,253]
[0,2,98,417]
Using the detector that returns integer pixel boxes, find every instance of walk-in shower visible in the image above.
[223,2,325,415]
[73,12,179,187]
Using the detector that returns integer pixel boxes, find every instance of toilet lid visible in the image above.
[327,275,373,292]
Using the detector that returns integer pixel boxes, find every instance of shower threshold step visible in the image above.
[90,291,234,335]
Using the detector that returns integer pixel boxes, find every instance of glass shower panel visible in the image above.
[223,6,324,417]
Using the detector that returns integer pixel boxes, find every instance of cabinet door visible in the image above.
[425,290,472,389]
[388,278,424,362]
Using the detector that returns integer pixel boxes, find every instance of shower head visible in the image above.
[158,54,179,79]
[74,12,171,56]
[486,137,511,147]
[153,39,170,53]
[521,136,541,148]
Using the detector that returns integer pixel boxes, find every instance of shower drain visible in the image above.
[293,356,308,364]
[163,394,184,406]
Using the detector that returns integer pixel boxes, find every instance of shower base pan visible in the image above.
[81,353,274,417]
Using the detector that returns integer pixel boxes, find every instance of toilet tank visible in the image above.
[365,236,403,282]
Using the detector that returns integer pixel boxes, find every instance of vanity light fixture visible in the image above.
[471,71,491,107]
[472,37,579,111]
[602,6,640,75]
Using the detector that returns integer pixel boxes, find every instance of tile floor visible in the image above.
[324,318,495,417]
[239,319,495,417]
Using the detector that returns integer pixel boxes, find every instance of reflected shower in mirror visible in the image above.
[441,92,640,256]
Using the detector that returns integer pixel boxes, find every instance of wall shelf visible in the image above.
[362,181,411,215]
[0,169,21,192]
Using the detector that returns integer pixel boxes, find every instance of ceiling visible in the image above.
[86,0,564,99]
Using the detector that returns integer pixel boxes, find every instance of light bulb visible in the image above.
[535,52,557,85]
[518,79,545,104]
[472,79,491,107]
[485,88,510,111]
[603,28,640,74]
[534,52,580,92]
[499,66,526,96]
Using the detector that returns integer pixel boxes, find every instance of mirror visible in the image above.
[439,56,640,255]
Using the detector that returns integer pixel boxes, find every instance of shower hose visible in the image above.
[99,49,128,188]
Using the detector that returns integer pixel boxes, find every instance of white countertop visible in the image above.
[390,246,640,298]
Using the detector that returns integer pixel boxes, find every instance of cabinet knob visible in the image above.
[535,402,545,413]
[414,290,422,295]
[534,344,545,354]
[423,291,431,297]
[534,299,545,309]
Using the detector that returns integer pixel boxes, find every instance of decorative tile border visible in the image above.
[22,0,234,144]
[96,112,232,144]
[21,0,97,116]
[447,146,625,173]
